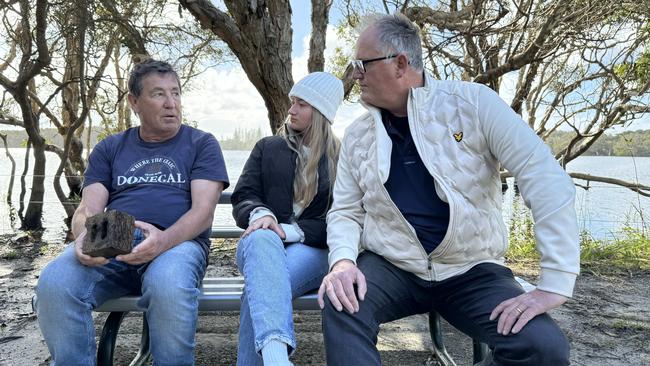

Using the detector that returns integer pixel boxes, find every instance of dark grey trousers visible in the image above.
[322,251,569,366]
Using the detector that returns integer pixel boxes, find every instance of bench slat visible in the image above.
[95,292,320,312]
[218,192,233,205]
[202,277,244,285]
[94,277,322,312]
[210,227,243,238]
[95,276,533,313]
[516,276,536,292]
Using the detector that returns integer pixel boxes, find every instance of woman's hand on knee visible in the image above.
[243,216,286,239]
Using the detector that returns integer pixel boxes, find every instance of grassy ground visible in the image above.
[507,222,650,275]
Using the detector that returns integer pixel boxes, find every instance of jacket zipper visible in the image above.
[376,184,435,282]
[407,87,459,271]
[370,107,433,281]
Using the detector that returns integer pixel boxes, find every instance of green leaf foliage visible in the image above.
[546,130,650,156]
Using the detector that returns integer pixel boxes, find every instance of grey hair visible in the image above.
[128,59,181,97]
[361,13,424,72]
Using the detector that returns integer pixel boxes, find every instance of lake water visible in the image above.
[0,149,648,243]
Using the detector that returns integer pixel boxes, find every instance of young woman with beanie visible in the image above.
[231,72,344,366]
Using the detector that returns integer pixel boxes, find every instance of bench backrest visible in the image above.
[212,191,244,238]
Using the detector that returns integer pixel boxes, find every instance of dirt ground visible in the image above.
[1,232,649,366]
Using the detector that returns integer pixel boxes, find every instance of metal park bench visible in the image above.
[34,192,535,366]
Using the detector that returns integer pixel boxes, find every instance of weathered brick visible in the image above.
[82,210,134,257]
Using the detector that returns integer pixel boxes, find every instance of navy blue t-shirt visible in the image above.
[382,110,450,254]
[83,125,230,257]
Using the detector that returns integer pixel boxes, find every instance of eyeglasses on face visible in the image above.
[350,54,398,73]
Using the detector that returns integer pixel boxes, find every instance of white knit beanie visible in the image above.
[289,72,344,124]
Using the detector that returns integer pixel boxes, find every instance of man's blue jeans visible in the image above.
[35,229,207,366]
[236,229,328,366]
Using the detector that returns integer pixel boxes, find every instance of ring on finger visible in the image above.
[515,307,524,315]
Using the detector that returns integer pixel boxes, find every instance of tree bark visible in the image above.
[58,1,86,200]
[19,89,47,230]
[308,0,332,73]
[0,133,16,207]
[18,141,30,223]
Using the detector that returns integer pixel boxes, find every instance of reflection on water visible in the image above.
[1,149,649,243]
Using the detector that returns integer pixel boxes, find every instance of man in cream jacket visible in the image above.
[317,14,579,366]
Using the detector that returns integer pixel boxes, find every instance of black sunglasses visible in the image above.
[350,54,399,73]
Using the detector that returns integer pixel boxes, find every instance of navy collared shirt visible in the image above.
[382,110,450,254]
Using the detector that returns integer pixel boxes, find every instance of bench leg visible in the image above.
[428,310,457,366]
[129,314,151,366]
[97,311,126,366]
[96,312,151,366]
[429,310,493,365]
[472,339,491,364]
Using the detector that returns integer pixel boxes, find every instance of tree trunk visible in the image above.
[115,47,130,131]
[0,134,16,206]
[18,141,30,222]
[60,6,85,200]
[22,141,45,230]
[308,0,332,73]
[2,0,52,230]
[179,0,294,133]
[18,82,47,230]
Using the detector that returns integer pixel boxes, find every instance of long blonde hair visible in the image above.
[278,108,340,208]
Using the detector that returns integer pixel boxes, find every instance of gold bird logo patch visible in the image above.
[453,132,463,142]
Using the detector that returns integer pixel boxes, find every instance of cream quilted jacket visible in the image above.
[327,74,580,297]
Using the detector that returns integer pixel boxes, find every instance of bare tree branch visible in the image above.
[0,113,24,127]
[97,0,149,62]
[570,172,650,197]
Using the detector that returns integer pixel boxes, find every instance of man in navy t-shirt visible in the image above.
[35,59,229,365]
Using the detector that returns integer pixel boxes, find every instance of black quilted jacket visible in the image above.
[231,136,332,248]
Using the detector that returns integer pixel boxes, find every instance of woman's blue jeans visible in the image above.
[35,229,207,366]
[236,229,328,366]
